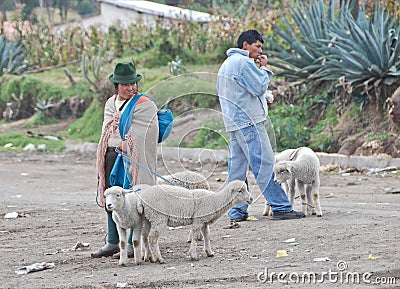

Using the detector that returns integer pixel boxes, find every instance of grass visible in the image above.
[0,131,65,152]
[27,63,87,86]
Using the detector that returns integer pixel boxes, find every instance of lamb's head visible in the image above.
[227,180,253,205]
[104,186,132,211]
[273,161,292,184]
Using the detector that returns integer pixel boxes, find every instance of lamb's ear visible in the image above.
[122,188,134,195]
[136,199,144,214]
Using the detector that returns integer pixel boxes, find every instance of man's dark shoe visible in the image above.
[91,246,120,258]
[272,210,305,220]
[230,216,248,222]
[113,250,134,259]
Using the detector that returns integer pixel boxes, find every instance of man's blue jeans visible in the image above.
[227,122,292,220]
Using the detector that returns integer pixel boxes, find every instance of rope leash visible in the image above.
[114,147,177,186]
[95,148,177,208]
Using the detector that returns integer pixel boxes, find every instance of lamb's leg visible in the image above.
[148,224,165,264]
[187,230,192,243]
[201,224,214,257]
[297,181,307,215]
[132,220,142,265]
[305,184,316,215]
[262,201,272,216]
[287,179,296,205]
[116,225,128,266]
[311,180,323,217]
[141,218,152,262]
[187,229,203,243]
[188,226,200,261]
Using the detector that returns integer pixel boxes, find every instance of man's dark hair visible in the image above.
[237,30,264,48]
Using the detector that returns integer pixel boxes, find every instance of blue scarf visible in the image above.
[109,94,142,189]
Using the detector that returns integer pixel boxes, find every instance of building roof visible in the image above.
[99,0,212,22]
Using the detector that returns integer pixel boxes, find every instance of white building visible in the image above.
[62,0,213,30]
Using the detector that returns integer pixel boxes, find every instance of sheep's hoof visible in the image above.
[118,261,128,266]
[317,214,323,217]
[149,256,156,263]
[158,258,166,264]
[189,256,199,261]
[206,252,214,257]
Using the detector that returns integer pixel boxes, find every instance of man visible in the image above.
[217,29,305,221]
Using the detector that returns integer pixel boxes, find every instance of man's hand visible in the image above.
[258,55,268,67]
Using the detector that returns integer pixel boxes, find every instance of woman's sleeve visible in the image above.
[102,97,114,131]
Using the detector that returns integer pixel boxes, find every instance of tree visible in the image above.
[21,0,40,21]
[0,0,6,21]
[53,0,69,22]
[76,0,95,16]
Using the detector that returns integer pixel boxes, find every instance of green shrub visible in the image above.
[309,105,339,152]
[68,102,103,142]
[269,104,311,150]
[25,114,58,128]
[76,0,96,16]
[0,76,62,102]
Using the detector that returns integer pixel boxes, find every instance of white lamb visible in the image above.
[262,149,296,216]
[104,171,211,266]
[273,147,323,216]
[104,185,151,266]
[137,180,252,264]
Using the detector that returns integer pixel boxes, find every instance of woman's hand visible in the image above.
[118,140,128,152]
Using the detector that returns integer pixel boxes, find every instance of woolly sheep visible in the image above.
[262,149,296,216]
[104,172,210,266]
[104,185,151,266]
[273,147,323,216]
[137,180,252,264]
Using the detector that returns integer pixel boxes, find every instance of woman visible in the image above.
[91,62,159,258]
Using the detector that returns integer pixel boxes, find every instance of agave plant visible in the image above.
[0,35,30,77]
[266,0,400,111]
[317,3,400,108]
[265,0,338,81]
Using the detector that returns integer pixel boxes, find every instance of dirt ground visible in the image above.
[1,150,399,289]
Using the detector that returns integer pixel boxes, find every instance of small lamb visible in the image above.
[273,147,323,216]
[104,186,150,266]
[105,172,210,266]
[137,180,252,264]
[262,149,296,216]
